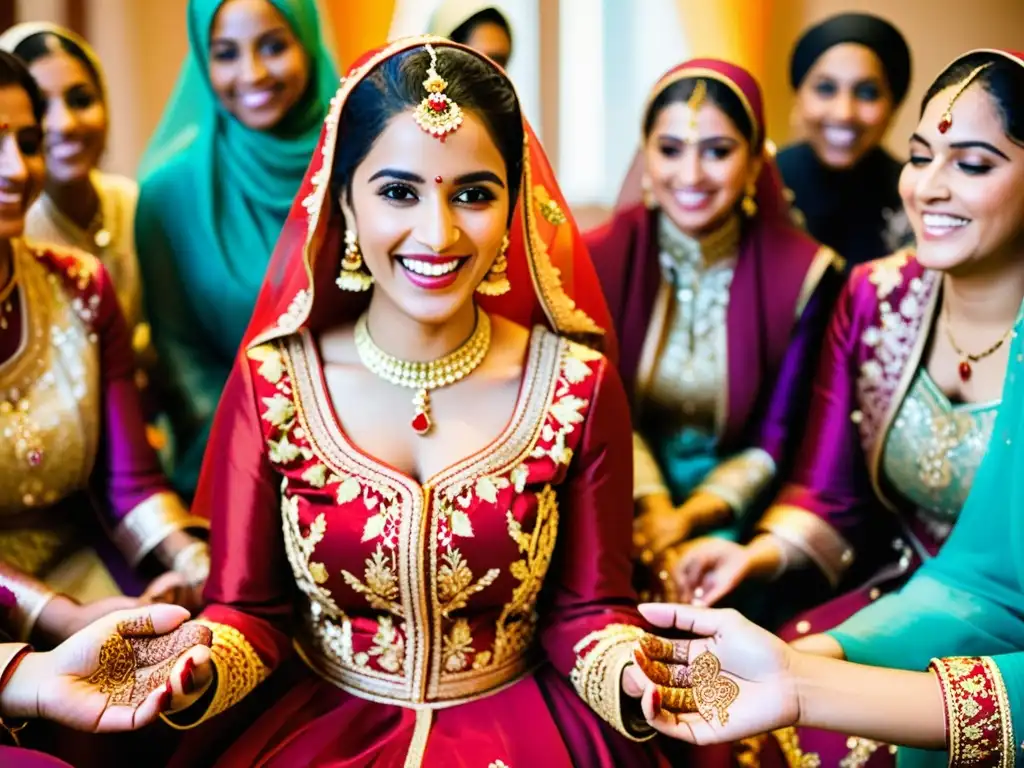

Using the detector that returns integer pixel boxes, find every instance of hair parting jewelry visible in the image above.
[475,234,511,296]
[684,79,707,144]
[336,229,374,292]
[938,63,993,134]
[354,309,492,435]
[414,44,465,142]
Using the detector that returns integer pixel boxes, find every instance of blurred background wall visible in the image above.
[2,0,1022,227]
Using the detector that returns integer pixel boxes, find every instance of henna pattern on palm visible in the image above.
[637,634,739,724]
[87,621,212,707]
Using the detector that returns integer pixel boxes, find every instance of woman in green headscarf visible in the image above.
[136,0,337,498]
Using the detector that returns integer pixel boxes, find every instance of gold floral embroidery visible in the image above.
[353,615,404,673]
[281,488,337,607]
[248,344,285,383]
[854,252,938,458]
[531,344,600,466]
[489,485,559,665]
[533,185,567,226]
[442,617,474,672]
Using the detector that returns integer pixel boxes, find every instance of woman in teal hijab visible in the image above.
[136,0,337,497]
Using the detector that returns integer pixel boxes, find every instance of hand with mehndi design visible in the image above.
[631,603,798,744]
[0,605,212,732]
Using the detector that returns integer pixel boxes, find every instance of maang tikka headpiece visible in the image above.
[938,63,993,134]
[414,43,464,141]
[684,79,708,143]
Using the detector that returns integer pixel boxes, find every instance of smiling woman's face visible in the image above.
[346,109,511,326]
[207,0,311,131]
[901,83,1024,274]
[643,99,758,237]
[0,85,44,241]
[794,43,896,170]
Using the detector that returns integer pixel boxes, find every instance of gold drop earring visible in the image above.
[336,229,374,292]
[741,181,758,218]
[476,234,511,296]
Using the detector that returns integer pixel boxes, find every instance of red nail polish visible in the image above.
[159,681,173,711]
[652,688,662,712]
[180,658,196,695]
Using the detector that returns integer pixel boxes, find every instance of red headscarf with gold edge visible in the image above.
[241,36,616,363]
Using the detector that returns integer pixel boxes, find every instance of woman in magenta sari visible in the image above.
[149,36,681,767]
[587,59,841,609]
[0,52,207,648]
[673,48,1024,766]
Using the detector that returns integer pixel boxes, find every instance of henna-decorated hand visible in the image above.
[0,604,212,732]
[631,603,799,745]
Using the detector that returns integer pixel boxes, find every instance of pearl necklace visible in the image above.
[354,310,492,435]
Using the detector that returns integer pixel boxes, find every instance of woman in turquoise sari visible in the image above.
[136,0,337,498]
[629,49,1024,768]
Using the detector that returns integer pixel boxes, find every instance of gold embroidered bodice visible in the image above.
[0,243,101,574]
[640,215,740,434]
[249,327,617,706]
[882,367,998,543]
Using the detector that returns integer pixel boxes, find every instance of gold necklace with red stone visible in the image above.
[354,309,492,435]
[943,301,1014,383]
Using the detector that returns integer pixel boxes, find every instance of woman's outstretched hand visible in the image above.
[0,604,212,733]
[631,603,800,745]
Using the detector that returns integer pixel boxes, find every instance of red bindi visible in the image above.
[435,175,443,184]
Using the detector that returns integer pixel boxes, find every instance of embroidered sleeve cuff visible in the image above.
[111,491,210,566]
[696,448,776,516]
[930,656,1015,768]
[0,572,56,643]
[161,619,269,730]
[633,432,669,501]
[756,504,853,587]
[570,624,654,741]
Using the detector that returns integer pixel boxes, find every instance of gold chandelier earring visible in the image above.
[476,234,511,296]
[336,229,374,292]
[741,181,758,218]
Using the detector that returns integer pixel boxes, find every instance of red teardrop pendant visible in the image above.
[938,115,952,134]
[411,411,432,435]
[958,360,972,382]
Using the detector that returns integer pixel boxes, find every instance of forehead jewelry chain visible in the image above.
[354,309,491,435]
[938,63,993,134]
[684,79,707,144]
[414,43,464,142]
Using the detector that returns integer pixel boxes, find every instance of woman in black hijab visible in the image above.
[778,12,913,268]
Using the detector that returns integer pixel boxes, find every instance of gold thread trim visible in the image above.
[403,708,432,768]
[569,623,653,741]
[110,491,209,566]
